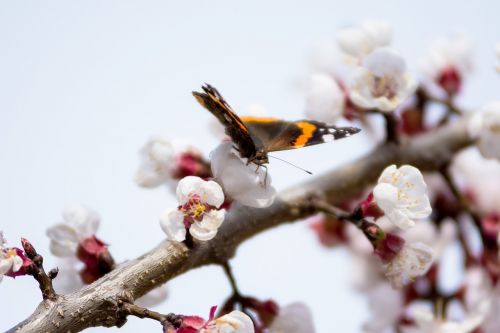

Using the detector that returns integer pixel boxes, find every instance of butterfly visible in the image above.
[192,84,361,167]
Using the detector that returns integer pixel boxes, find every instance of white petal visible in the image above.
[46,224,79,256]
[198,209,225,230]
[62,205,100,239]
[210,142,276,208]
[189,224,218,241]
[11,255,23,273]
[0,257,12,275]
[0,231,6,249]
[269,303,316,333]
[200,180,225,208]
[176,176,205,205]
[134,164,170,188]
[212,311,255,333]
[46,224,79,243]
[49,240,78,257]
[189,210,225,241]
[159,210,186,242]
[304,74,345,123]
[363,47,406,77]
[134,138,177,187]
[373,183,399,213]
[360,20,392,48]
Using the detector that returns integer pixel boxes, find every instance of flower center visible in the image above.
[180,194,211,221]
[5,248,17,259]
[371,75,397,99]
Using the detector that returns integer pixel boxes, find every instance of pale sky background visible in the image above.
[1,1,499,332]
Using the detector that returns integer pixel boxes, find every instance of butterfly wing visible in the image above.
[241,117,361,152]
[192,84,260,159]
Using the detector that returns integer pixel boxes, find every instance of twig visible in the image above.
[383,112,400,144]
[21,238,58,301]
[312,200,384,244]
[439,165,486,244]
[222,261,242,298]
[116,297,181,330]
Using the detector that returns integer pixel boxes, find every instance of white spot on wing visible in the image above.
[322,134,335,142]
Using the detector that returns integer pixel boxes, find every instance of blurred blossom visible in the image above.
[46,205,100,257]
[210,142,276,208]
[309,213,346,247]
[135,138,210,188]
[363,283,404,333]
[451,149,500,214]
[464,267,500,333]
[403,219,456,259]
[467,102,500,160]
[160,176,225,242]
[304,73,345,123]
[46,205,114,284]
[268,302,316,333]
[349,48,417,112]
[336,20,392,63]
[401,305,483,333]
[421,33,473,96]
[373,165,432,230]
[384,242,434,288]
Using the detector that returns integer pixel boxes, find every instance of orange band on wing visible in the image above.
[240,116,280,123]
[294,121,316,147]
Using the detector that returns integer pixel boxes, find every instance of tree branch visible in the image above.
[6,117,472,333]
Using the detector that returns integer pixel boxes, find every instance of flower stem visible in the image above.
[116,299,181,329]
[383,113,400,144]
[222,261,242,298]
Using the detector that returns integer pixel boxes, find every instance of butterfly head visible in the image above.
[251,148,269,166]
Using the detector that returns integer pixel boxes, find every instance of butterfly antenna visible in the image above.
[269,155,313,175]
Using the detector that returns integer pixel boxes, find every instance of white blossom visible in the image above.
[160,176,225,242]
[385,242,434,288]
[210,142,276,208]
[374,165,432,230]
[363,283,404,333]
[304,73,345,123]
[46,205,100,257]
[421,33,472,93]
[451,148,500,214]
[467,102,500,160]
[336,20,392,63]
[0,246,23,283]
[349,48,417,112]
[402,305,483,333]
[403,219,456,259]
[464,267,500,333]
[201,310,254,333]
[135,137,177,187]
[268,303,316,333]
[135,138,206,188]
